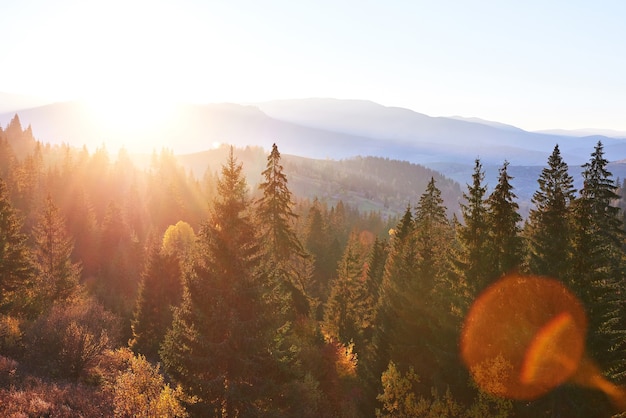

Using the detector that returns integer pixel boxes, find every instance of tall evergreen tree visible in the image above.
[455,159,492,296]
[256,143,309,317]
[161,147,275,416]
[31,195,81,311]
[486,161,522,277]
[130,242,182,361]
[415,177,453,293]
[525,144,576,279]
[374,186,456,405]
[324,230,371,351]
[304,198,331,305]
[0,177,33,313]
[570,141,626,383]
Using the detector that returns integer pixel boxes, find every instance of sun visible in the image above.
[83,88,181,152]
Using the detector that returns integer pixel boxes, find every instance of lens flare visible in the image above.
[460,273,626,409]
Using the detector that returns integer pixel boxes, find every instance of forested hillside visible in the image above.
[2,116,626,417]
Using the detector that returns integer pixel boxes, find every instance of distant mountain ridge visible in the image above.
[3,97,626,216]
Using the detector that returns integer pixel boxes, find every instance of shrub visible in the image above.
[0,315,24,357]
[111,349,188,417]
[25,298,121,379]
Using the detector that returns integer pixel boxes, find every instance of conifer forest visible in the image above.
[3,115,626,417]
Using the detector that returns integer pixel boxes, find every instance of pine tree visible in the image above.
[486,161,522,277]
[0,177,33,313]
[374,181,462,409]
[456,159,492,296]
[161,147,276,416]
[130,242,182,361]
[324,230,371,351]
[525,145,576,279]
[570,141,626,382]
[415,177,453,293]
[256,143,309,317]
[31,195,81,311]
[304,198,332,306]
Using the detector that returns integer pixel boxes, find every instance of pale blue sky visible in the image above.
[1,0,625,131]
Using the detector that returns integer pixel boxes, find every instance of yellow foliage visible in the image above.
[112,352,188,417]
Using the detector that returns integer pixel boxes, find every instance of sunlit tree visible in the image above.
[161,147,277,416]
[31,194,81,311]
[130,242,182,361]
[524,144,575,279]
[570,141,626,383]
[0,177,33,313]
[455,159,492,296]
[486,161,522,277]
[256,143,309,317]
[324,230,371,349]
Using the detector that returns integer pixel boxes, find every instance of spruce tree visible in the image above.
[0,177,33,313]
[256,143,309,317]
[130,242,182,361]
[415,177,453,293]
[161,147,275,416]
[525,144,575,279]
[374,188,455,403]
[304,198,331,305]
[456,159,492,296]
[570,141,626,382]
[324,230,371,351]
[486,161,522,277]
[31,195,81,311]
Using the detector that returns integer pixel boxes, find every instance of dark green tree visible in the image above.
[374,181,462,413]
[323,230,371,351]
[415,177,454,293]
[524,145,576,279]
[256,143,309,317]
[161,147,276,416]
[304,198,331,305]
[130,242,182,361]
[455,159,492,297]
[570,141,626,382]
[486,161,522,277]
[0,177,33,313]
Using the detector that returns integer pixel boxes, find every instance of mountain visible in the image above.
[3,97,625,166]
[255,98,626,166]
[0,92,50,114]
[175,146,463,219]
[3,97,626,217]
[535,128,626,138]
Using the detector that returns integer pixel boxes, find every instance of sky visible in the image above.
[1,0,626,132]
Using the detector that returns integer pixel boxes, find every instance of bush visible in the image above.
[0,376,112,417]
[0,315,24,357]
[25,298,121,379]
[108,349,188,417]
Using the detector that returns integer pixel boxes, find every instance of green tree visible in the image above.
[570,141,626,382]
[31,194,82,311]
[0,177,33,313]
[455,159,492,297]
[304,198,332,306]
[130,242,182,360]
[324,230,372,351]
[524,144,576,279]
[256,143,309,317]
[486,161,522,277]
[161,147,276,416]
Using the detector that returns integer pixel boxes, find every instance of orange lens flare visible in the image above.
[461,273,626,411]
[461,274,586,400]
[520,311,580,386]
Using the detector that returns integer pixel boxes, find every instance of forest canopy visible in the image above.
[1,116,626,417]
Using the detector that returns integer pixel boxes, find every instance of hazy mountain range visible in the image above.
[2,95,626,214]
